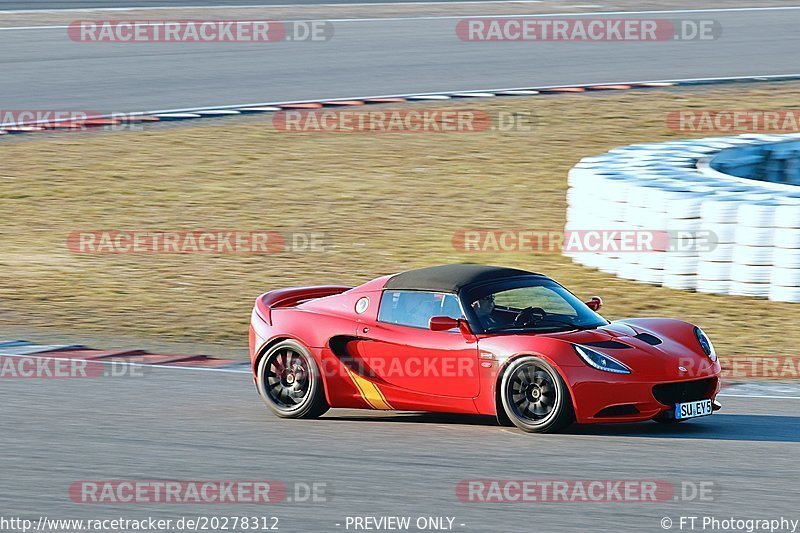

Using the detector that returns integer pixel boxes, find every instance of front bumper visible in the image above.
[569,367,721,424]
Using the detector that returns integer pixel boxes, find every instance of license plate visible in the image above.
[675,399,713,420]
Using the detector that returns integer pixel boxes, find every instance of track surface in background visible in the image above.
[15,0,795,9]
[2,6,800,112]
[7,0,585,8]
[2,366,798,531]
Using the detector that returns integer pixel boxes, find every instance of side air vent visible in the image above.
[584,340,631,349]
[634,333,662,345]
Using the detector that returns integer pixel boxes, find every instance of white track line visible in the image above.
[0,0,544,13]
[0,1,572,13]
[3,5,800,29]
[5,73,800,127]
[0,4,794,15]
[122,73,800,115]
[718,393,800,400]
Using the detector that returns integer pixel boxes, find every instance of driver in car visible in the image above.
[472,294,503,329]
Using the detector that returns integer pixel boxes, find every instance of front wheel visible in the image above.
[257,340,329,419]
[500,356,574,433]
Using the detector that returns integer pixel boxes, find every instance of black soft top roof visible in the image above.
[384,264,543,293]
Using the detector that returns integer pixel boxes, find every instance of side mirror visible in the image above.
[585,296,603,311]
[429,316,461,331]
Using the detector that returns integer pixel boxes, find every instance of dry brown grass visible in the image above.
[1,83,798,356]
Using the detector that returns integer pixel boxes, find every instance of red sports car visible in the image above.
[249,265,721,433]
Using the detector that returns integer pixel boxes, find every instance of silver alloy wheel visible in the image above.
[506,361,558,424]
[263,347,312,412]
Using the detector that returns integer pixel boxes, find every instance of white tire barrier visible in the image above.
[706,223,737,244]
[774,248,800,269]
[566,134,800,303]
[664,255,699,275]
[732,245,773,265]
[698,261,731,281]
[772,267,800,287]
[776,228,800,249]
[730,281,771,298]
[699,243,734,262]
[770,285,800,303]
[776,204,800,228]
[664,274,697,290]
[697,279,730,294]
[731,264,772,283]
[701,199,741,224]
[735,226,774,247]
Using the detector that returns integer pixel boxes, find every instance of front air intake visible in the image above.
[652,378,717,405]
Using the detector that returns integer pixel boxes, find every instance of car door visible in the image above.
[353,290,480,398]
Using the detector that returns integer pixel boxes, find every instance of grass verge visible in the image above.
[1,83,798,357]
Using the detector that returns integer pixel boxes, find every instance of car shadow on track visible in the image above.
[324,411,499,426]
[566,414,800,442]
[322,412,800,442]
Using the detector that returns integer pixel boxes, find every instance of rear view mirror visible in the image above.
[585,296,603,311]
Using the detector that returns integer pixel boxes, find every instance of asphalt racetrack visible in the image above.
[2,1,800,531]
[5,0,548,8]
[2,6,800,112]
[1,365,798,532]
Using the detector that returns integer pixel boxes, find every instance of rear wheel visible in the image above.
[500,356,574,433]
[257,340,329,419]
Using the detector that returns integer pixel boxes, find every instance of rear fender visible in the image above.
[251,336,339,408]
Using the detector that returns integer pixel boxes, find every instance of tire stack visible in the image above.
[565,134,800,303]
[772,202,800,302]
[697,196,739,294]
[662,185,708,291]
[730,200,776,298]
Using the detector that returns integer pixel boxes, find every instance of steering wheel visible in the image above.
[513,306,546,327]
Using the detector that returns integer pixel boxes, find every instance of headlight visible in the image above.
[574,345,631,374]
[694,327,717,362]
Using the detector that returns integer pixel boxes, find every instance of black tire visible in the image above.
[500,356,574,433]
[256,340,329,419]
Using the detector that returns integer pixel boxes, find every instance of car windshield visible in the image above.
[465,278,608,333]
